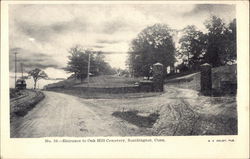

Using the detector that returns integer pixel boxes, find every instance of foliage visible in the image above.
[204,16,236,66]
[28,68,48,89]
[223,19,237,63]
[127,24,176,77]
[177,16,237,71]
[91,52,116,75]
[178,25,206,71]
[65,45,115,81]
[176,62,189,73]
[116,68,130,77]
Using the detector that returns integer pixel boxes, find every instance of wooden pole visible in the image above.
[87,53,90,86]
[14,52,18,88]
[21,63,23,79]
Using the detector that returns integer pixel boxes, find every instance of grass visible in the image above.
[10,88,24,99]
[45,75,142,89]
[48,88,163,99]
[75,75,141,87]
[10,90,45,122]
[45,75,154,99]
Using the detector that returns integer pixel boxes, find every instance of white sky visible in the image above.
[9,4,236,88]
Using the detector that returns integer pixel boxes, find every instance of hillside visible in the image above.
[45,64,237,92]
[44,75,142,89]
[74,75,142,88]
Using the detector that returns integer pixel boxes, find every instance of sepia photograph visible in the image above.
[8,3,238,138]
[1,1,249,158]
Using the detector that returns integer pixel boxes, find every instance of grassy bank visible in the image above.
[45,75,142,89]
[10,89,45,122]
[47,87,162,99]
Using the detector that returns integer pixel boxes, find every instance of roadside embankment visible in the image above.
[165,64,237,93]
[10,89,45,122]
[46,87,162,99]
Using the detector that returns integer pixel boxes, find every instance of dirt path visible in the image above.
[11,86,237,137]
[11,91,126,138]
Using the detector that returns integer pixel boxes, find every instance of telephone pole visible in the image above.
[21,63,23,79]
[14,52,18,88]
[87,53,91,86]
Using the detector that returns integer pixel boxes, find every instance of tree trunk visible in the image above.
[34,80,37,89]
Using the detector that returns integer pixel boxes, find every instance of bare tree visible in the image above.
[28,68,48,89]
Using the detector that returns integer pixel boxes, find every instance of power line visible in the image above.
[90,51,141,54]
[100,51,129,54]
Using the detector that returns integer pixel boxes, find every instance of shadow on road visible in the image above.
[112,110,159,128]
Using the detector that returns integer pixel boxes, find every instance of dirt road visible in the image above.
[11,91,127,138]
[11,86,237,137]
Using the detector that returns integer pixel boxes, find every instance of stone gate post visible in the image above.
[200,63,212,95]
[152,63,164,92]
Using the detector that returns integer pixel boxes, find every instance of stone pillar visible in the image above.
[152,63,164,92]
[200,63,212,95]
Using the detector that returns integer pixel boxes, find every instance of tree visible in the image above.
[28,68,48,89]
[65,45,93,82]
[65,45,115,82]
[178,25,206,70]
[91,52,116,75]
[223,18,237,64]
[204,16,237,66]
[127,23,176,77]
[204,16,227,66]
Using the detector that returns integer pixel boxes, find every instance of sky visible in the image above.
[9,3,236,88]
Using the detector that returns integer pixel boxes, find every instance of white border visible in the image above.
[1,1,249,158]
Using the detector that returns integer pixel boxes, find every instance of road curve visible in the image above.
[10,87,237,137]
[11,91,123,138]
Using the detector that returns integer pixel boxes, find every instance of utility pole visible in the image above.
[14,52,18,88]
[21,63,23,79]
[87,53,91,86]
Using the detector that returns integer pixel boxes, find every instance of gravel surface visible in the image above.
[11,86,237,137]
